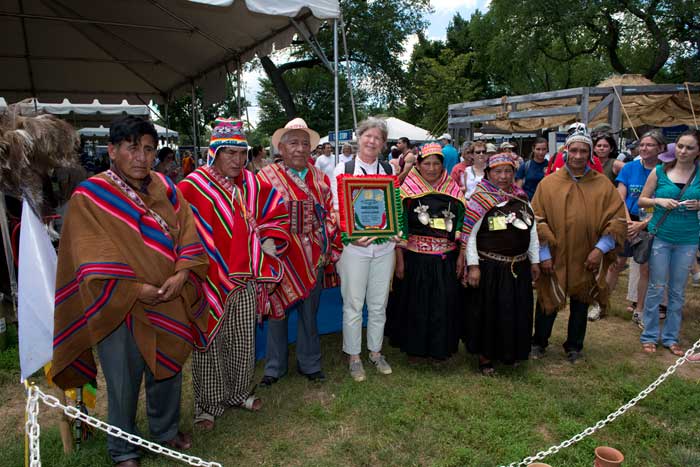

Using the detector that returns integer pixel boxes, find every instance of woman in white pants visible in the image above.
[331,117,396,382]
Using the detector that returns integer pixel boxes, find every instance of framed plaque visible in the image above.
[336,174,404,243]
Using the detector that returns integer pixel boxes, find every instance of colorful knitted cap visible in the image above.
[419,142,444,161]
[208,117,247,162]
[487,153,515,169]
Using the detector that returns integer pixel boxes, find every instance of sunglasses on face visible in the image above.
[474,150,487,154]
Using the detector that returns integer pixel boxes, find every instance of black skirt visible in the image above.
[464,257,533,363]
[386,249,462,359]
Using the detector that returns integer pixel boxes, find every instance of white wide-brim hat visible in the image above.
[271,117,320,151]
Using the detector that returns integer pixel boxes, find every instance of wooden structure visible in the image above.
[448,81,700,143]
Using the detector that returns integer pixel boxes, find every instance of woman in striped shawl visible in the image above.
[462,154,541,376]
[386,143,466,361]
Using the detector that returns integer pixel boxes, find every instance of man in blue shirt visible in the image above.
[439,133,459,175]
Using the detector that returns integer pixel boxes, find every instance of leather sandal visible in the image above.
[237,395,262,412]
[641,343,656,354]
[194,419,215,431]
[162,431,192,450]
[114,460,140,467]
[667,344,684,357]
[478,361,496,376]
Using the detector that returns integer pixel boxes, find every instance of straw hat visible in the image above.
[271,118,320,150]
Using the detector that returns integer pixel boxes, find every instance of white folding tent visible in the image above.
[319,118,434,145]
[0,0,343,151]
[78,123,179,139]
[13,98,149,116]
[384,117,433,142]
[0,0,344,322]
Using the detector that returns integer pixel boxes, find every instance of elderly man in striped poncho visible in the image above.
[179,118,290,430]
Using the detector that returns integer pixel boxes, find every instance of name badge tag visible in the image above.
[488,216,507,231]
[430,218,446,230]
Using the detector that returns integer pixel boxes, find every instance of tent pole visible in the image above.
[0,194,18,322]
[237,59,242,120]
[164,98,170,148]
[340,14,357,130]
[333,19,339,165]
[190,84,199,165]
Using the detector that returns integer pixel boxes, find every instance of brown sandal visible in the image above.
[642,343,656,354]
[667,344,684,357]
[194,419,215,431]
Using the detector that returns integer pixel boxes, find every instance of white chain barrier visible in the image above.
[501,337,700,467]
[24,385,222,467]
[23,339,699,467]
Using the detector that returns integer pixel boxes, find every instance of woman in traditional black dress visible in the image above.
[387,143,466,360]
[463,153,541,375]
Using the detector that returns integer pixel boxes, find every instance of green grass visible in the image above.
[1,273,699,467]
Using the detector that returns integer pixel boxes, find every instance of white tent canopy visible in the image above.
[319,118,433,145]
[78,124,179,139]
[14,98,149,116]
[0,0,340,104]
[385,117,433,142]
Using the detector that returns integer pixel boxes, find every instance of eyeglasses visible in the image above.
[474,150,486,154]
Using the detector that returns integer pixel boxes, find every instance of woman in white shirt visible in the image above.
[464,141,488,198]
[331,117,396,382]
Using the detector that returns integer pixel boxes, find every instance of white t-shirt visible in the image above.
[464,166,484,198]
[315,154,335,178]
[339,153,354,165]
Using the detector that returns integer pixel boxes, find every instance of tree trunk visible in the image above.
[260,56,297,119]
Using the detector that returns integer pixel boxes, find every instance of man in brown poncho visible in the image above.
[531,129,627,363]
[51,116,209,467]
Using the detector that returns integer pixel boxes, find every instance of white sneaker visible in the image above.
[587,303,601,321]
[369,354,392,375]
[349,360,366,382]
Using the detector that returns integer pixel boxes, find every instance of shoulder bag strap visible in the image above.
[651,164,698,234]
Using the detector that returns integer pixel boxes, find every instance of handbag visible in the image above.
[630,165,698,264]
[630,230,653,264]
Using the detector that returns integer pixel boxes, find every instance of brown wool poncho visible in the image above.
[532,167,627,313]
[51,172,209,389]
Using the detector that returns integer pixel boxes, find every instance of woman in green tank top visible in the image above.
[638,129,700,356]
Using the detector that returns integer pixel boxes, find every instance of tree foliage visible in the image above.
[402,0,698,133]
[258,0,432,120]
[256,67,361,140]
[468,0,699,94]
[155,76,248,147]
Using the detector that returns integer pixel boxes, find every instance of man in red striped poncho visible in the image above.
[257,118,343,386]
[179,118,290,430]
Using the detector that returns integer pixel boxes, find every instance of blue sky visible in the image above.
[244,0,492,125]
[426,0,491,40]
